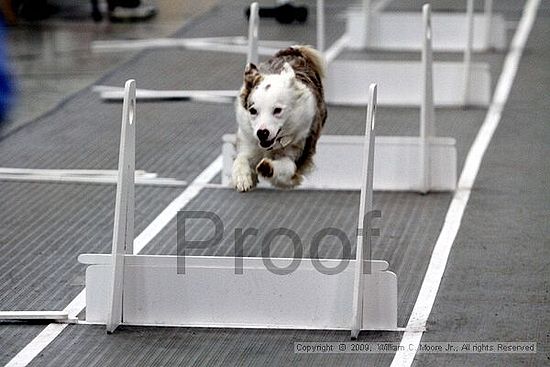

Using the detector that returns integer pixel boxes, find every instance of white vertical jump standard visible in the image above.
[106,79,136,333]
[96,2,265,102]
[316,0,325,52]
[463,0,475,106]
[247,1,260,66]
[344,0,506,51]
[78,82,398,334]
[351,84,377,339]
[420,4,435,194]
[322,0,491,107]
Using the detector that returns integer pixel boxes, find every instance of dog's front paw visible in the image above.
[256,158,274,178]
[233,174,255,192]
[232,167,255,192]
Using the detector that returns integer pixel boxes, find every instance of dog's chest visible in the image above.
[263,140,305,161]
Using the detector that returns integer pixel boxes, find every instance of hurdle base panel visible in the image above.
[325,60,490,107]
[222,134,457,192]
[79,254,397,331]
[345,10,506,51]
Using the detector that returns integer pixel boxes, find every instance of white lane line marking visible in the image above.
[4,324,68,367]
[4,156,223,367]
[133,155,222,254]
[390,0,540,366]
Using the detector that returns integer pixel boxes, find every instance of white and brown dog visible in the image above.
[232,45,327,192]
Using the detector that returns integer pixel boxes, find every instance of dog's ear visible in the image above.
[241,63,261,108]
[244,63,259,84]
[281,62,296,84]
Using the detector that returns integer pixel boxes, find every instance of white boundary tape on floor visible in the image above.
[3,100,224,367]
[1,159,219,366]
[390,0,540,365]
[4,324,69,367]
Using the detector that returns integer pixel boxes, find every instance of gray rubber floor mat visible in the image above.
[0,182,181,311]
[27,324,404,367]
[1,0,536,366]
[0,324,46,366]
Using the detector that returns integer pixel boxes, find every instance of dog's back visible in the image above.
[260,45,326,110]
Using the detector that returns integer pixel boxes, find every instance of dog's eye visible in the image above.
[249,107,257,115]
[273,107,282,115]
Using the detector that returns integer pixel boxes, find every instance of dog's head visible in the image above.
[240,62,299,149]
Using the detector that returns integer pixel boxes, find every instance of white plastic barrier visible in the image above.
[321,1,492,107]
[345,0,505,51]
[221,135,456,192]
[79,81,399,337]
[324,60,490,107]
[81,254,397,332]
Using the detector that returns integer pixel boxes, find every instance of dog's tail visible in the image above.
[293,45,326,79]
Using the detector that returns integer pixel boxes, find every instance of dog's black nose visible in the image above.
[256,129,270,141]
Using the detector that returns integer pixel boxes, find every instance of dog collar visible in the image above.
[278,136,292,148]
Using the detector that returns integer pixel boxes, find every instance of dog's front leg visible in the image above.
[256,157,300,189]
[232,153,258,192]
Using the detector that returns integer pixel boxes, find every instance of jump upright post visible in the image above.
[420,4,435,194]
[463,0,475,106]
[106,79,136,333]
[351,84,377,339]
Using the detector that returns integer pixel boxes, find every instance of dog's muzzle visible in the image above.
[257,128,280,149]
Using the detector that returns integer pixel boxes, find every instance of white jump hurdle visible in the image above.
[79,80,399,336]
[345,0,505,51]
[324,60,490,107]
[321,1,492,107]
[221,4,457,193]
